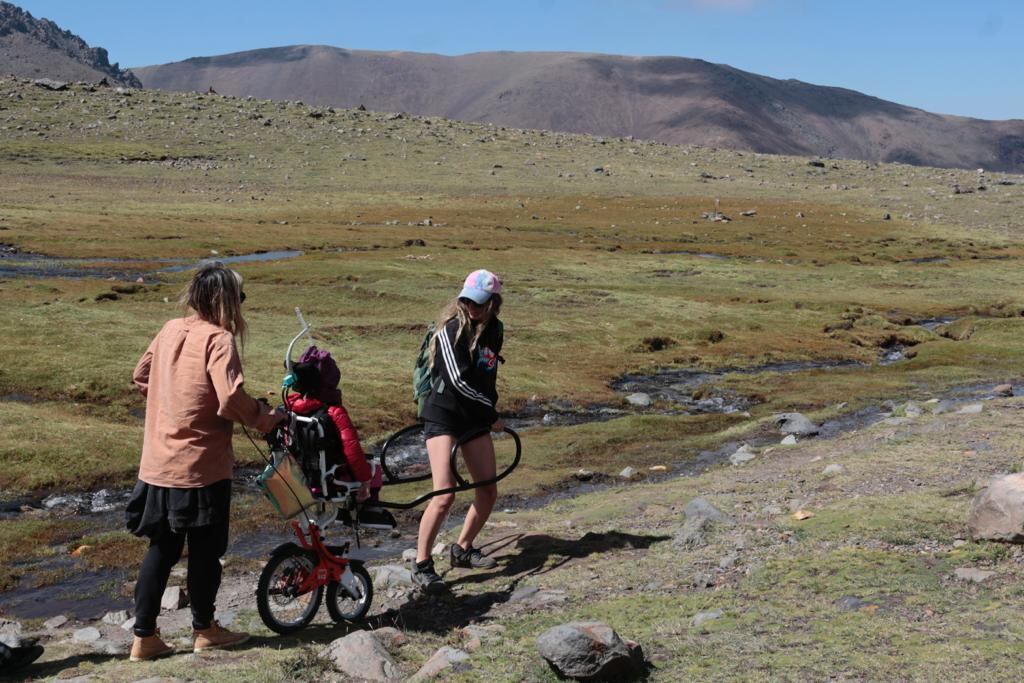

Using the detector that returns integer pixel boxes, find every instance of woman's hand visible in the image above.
[357,482,371,502]
[490,418,505,433]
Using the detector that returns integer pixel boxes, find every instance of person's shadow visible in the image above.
[369,530,671,635]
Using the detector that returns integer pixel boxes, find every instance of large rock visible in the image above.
[968,473,1024,542]
[320,630,400,681]
[536,622,644,681]
[774,413,819,437]
[371,564,414,589]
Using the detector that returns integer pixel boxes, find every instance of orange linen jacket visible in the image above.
[133,315,281,487]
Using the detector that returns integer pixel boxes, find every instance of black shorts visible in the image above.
[422,417,489,442]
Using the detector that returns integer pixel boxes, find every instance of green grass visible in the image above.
[4,76,1024,681]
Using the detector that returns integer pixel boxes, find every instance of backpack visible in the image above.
[412,324,436,418]
[288,405,345,491]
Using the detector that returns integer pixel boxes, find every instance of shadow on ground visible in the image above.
[371,530,672,635]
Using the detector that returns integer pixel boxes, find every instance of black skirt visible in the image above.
[125,479,232,539]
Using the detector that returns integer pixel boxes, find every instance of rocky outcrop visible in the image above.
[0,2,140,86]
[536,622,644,681]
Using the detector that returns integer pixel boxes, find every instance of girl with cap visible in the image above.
[413,269,505,592]
[125,263,285,661]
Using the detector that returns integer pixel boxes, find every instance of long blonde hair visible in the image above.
[429,294,502,369]
[179,262,247,342]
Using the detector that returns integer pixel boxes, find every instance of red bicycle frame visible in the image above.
[288,520,351,594]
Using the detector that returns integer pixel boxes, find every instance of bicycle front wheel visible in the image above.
[256,548,324,634]
[325,563,373,623]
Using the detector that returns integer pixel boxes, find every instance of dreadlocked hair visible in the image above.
[179,262,247,343]
[428,293,502,371]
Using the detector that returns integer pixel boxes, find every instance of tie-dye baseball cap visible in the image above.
[459,269,502,304]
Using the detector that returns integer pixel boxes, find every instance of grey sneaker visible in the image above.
[411,559,446,594]
[450,543,497,569]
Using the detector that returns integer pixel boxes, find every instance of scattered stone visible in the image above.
[101,609,130,626]
[536,622,644,682]
[461,624,505,642]
[718,554,738,570]
[410,646,471,682]
[121,616,136,632]
[901,402,923,418]
[822,464,845,477]
[958,403,983,415]
[774,412,819,436]
[649,465,669,473]
[729,444,755,465]
[683,497,734,526]
[161,586,188,610]
[371,564,414,589]
[73,627,102,643]
[780,435,798,446]
[968,473,1024,542]
[932,400,956,414]
[320,630,400,682]
[993,384,1013,397]
[740,209,757,217]
[625,392,652,407]
[792,510,815,521]
[673,498,733,550]
[953,539,968,548]
[954,568,996,584]
[691,609,724,628]
[372,626,408,650]
[835,596,878,612]
[619,466,642,480]
[402,548,418,563]
[214,609,237,627]
[432,542,446,557]
[573,469,595,481]
[43,615,69,630]
[0,619,22,647]
[510,586,539,602]
[33,78,68,91]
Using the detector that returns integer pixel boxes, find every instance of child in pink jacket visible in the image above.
[285,345,394,529]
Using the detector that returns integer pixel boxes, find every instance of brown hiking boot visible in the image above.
[192,621,250,652]
[129,631,175,662]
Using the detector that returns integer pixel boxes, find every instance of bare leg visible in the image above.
[416,434,457,563]
[456,433,498,551]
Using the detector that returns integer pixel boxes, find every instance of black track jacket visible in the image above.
[420,317,503,428]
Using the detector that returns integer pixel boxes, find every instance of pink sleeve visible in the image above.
[330,406,371,482]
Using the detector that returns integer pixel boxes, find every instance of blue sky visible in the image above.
[14,0,1024,120]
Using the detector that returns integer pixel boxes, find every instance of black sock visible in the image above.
[416,558,433,570]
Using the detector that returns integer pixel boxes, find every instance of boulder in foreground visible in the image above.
[536,621,644,681]
[968,473,1024,543]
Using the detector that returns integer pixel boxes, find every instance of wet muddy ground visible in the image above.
[1,350,1014,621]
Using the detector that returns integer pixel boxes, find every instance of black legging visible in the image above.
[133,519,229,637]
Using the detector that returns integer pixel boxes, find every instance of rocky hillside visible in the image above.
[134,45,1024,173]
[0,1,140,87]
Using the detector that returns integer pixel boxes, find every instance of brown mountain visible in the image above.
[0,1,140,87]
[134,44,1024,172]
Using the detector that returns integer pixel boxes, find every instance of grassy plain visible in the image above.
[2,78,1024,680]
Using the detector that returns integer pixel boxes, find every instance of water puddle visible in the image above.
[0,249,302,281]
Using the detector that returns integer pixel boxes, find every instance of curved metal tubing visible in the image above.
[375,426,522,510]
